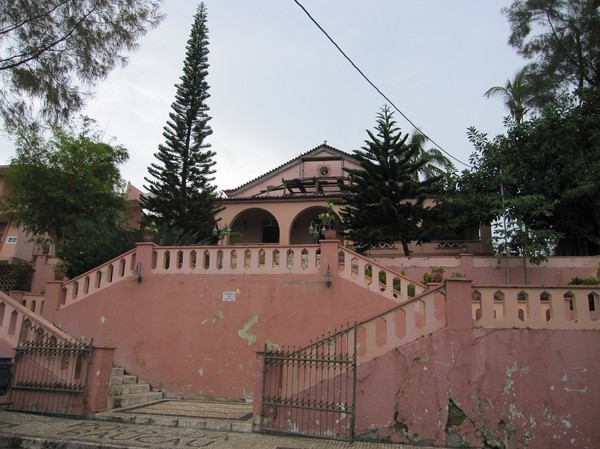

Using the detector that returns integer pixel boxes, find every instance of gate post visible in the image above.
[253,350,265,428]
[85,346,115,416]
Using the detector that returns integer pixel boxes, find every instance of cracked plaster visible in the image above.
[354,327,599,449]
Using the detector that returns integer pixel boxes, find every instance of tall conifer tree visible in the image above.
[340,106,441,255]
[143,3,221,239]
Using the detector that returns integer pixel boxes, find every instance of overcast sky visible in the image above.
[1,1,525,193]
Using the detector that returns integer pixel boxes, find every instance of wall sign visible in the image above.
[222,291,237,302]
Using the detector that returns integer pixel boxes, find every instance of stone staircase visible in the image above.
[107,366,163,409]
[96,366,254,432]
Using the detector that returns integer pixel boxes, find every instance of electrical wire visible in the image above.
[292,0,471,168]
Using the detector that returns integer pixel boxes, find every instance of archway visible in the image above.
[229,209,280,244]
[289,206,341,245]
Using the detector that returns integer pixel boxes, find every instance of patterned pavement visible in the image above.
[0,401,446,449]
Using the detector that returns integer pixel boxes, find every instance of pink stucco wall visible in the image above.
[377,253,600,286]
[53,270,398,400]
[356,327,600,449]
[43,243,599,446]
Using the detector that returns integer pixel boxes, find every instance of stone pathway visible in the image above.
[0,400,448,449]
[0,411,443,449]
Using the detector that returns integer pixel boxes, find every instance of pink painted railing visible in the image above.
[59,243,430,309]
[0,291,79,351]
[150,244,322,275]
[472,285,600,330]
[338,246,427,303]
[63,249,137,307]
[353,285,446,363]
[9,292,45,316]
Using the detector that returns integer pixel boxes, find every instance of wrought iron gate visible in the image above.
[260,323,357,441]
[9,319,93,416]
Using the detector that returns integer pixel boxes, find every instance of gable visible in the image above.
[223,143,360,198]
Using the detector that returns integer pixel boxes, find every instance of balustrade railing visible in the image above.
[472,286,600,330]
[150,244,322,275]
[63,249,137,307]
[0,291,79,350]
[338,247,427,303]
[354,286,446,362]
[9,292,45,315]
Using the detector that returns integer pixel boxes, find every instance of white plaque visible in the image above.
[222,291,236,302]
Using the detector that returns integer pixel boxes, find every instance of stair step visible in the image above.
[109,374,138,386]
[109,382,151,396]
[108,391,163,409]
[111,366,125,377]
[94,400,254,433]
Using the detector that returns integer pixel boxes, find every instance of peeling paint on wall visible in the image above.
[503,362,529,395]
[212,309,224,324]
[238,314,258,346]
[266,339,280,350]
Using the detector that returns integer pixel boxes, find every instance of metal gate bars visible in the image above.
[260,323,357,441]
[9,319,93,416]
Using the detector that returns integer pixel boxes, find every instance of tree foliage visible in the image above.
[55,218,138,278]
[0,0,163,129]
[448,90,600,257]
[408,131,455,181]
[484,67,534,123]
[504,0,600,107]
[0,117,129,252]
[143,3,222,240]
[340,106,443,255]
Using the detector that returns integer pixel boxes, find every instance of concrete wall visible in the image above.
[356,327,600,449]
[350,279,600,449]
[45,243,599,446]
[53,269,398,400]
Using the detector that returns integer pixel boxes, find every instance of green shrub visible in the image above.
[6,260,34,292]
[568,276,599,285]
[422,272,433,285]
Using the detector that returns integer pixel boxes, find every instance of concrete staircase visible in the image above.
[107,366,163,409]
[96,366,254,432]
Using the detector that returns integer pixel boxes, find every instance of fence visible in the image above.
[261,324,357,441]
[9,319,93,416]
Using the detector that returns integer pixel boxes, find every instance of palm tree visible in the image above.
[484,67,532,123]
[408,131,455,181]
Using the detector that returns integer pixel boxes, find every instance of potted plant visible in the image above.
[142,220,159,242]
[430,266,445,283]
[318,201,338,239]
[53,260,67,281]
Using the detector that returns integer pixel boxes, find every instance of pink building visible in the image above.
[217,143,491,254]
[0,147,597,448]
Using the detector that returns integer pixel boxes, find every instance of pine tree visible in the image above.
[340,106,442,255]
[143,3,221,240]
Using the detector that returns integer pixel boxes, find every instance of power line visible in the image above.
[291,0,471,168]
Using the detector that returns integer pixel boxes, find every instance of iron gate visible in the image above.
[9,319,93,416]
[260,323,357,441]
